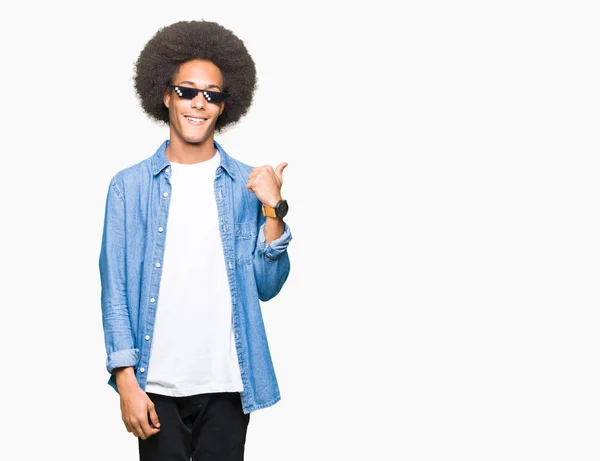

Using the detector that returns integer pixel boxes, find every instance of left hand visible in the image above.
[246,162,288,207]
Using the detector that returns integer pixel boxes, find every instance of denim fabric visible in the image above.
[98,139,292,413]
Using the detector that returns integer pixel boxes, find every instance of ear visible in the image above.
[163,88,171,109]
[218,102,225,116]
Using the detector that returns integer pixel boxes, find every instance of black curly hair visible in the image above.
[133,20,257,132]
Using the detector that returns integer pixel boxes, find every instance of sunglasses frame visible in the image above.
[169,84,230,104]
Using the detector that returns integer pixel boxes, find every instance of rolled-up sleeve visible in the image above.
[253,212,292,301]
[98,177,139,374]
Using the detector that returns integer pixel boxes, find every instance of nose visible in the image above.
[191,92,206,109]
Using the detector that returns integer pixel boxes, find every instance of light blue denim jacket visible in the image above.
[98,139,292,413]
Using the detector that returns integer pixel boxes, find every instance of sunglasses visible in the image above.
[169,84,230,104]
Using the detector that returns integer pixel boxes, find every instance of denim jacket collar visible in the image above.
[151,139,237,180]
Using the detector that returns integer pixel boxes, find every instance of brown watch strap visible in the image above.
[262,204,278,218]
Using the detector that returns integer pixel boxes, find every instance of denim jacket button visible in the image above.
[155,262,161,267]
[158,227,164,232]
[150,298,155,303]
[140,367,145,373]
[145,335,150,341]
[163,192,169,197]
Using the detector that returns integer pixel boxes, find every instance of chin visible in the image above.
[179,130,208,144]
[183,137,207,145]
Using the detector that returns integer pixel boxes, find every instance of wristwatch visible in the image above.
[262,199,289,219]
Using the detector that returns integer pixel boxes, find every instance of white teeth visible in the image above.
[186,116,206,123]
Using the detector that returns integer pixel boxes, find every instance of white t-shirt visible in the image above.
[145,150,244,396]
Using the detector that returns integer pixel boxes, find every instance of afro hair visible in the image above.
[133,20,257,132]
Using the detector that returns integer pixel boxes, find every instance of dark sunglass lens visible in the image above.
[202,90,219,103]
[178,87,198,99]
[172,86,228,103]
[205,90,229,103]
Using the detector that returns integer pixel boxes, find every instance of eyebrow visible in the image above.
[177,80,223,91]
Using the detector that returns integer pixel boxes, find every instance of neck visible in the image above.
[166,133,217,164]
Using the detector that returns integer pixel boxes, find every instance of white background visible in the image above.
[0,1,598,460]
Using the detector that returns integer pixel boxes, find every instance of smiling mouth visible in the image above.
[184,115,208,125]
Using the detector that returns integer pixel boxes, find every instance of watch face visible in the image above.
[277,200,289,218]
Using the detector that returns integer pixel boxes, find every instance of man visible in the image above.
[98,20,292,461]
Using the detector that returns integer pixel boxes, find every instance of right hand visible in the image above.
[116,368,160,440]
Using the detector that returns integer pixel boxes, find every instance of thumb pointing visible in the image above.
[275,162,288,180]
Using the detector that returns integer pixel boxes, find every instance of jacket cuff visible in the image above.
[106,348,140,374]
[256,221,292,261]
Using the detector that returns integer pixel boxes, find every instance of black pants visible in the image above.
[139,392,250,461]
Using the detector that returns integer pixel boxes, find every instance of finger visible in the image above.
[140,423,160,440]
[248,170,262,180]
[138,414,160,440]
[123,419,133,433]
[148,403,160,429]
[131,421,143,438]
[134,416,154,439]
[275,162,288,180]
[248,165,273,177]
[136,420,150,440]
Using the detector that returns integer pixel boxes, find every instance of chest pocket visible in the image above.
[235,220,258,265]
